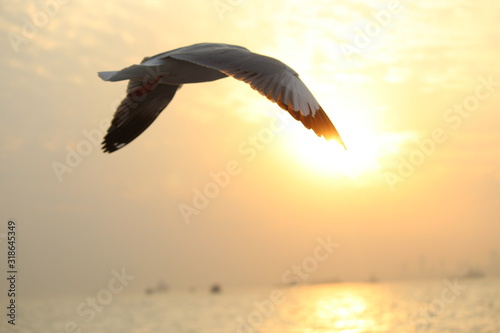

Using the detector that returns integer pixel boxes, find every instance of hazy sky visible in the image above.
[1,0,499,297]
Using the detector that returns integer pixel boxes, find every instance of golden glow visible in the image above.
[324,298,372,331]
[312,288,376,332]
[288,129,381,178]
[285,101,397,179]
[266,34,411,180]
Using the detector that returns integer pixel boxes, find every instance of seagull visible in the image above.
[98,43,345,153]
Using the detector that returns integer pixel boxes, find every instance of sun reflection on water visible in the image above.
[314,292,375,332]
[261,283,408,333]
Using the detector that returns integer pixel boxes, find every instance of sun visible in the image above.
[282,101,396,179]
[287,127,382,178]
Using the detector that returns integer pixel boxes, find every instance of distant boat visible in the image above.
[145,280,169,295]
[210,284,221,294]
[367,275,379,283]
[156,280,168,292]
[461,269,485,279]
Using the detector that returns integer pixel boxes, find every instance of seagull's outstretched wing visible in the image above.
[166,45,345,148]
[102,77,180,153]
[98,43,345,153]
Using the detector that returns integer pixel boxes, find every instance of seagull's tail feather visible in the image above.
[98,71,120,81]
[98,65,161,82]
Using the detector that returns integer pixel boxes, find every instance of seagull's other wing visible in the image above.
[167,44,345,147]
[102,77,180,153]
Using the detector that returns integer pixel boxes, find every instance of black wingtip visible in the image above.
[101,136,125,153]
[101,143,115,154]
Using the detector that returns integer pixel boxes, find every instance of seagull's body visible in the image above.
[98,43,344,153]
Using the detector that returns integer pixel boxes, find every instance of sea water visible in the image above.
[8,277,500,333]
